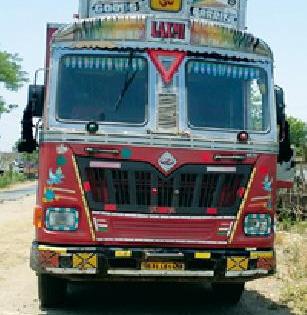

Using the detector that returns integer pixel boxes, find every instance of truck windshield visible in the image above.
[57,55,148,124]
[186,60,269,132]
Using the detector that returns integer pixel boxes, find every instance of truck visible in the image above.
[18,0,295,308]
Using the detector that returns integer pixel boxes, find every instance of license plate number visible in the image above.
[141,262,184,271]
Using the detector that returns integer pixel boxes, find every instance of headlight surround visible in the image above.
[244,214,272,236]
[45,208,79,231]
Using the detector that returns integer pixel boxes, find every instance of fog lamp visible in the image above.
[244,214,272,236]
[45,208,79,231]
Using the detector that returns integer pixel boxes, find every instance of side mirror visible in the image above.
[18,83,44,153]
[28,84,45,118]
[275,86,293,163]
[18,105,37,153]
[275,86,285,126]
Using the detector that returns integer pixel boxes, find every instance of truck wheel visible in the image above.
[211,282,245,305]
[38,274,67,309]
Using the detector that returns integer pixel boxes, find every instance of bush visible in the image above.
[0,171,26,188]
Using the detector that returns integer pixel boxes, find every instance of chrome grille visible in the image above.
[157,93,177,131]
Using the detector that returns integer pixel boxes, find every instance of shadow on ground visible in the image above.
[42,282,293,315]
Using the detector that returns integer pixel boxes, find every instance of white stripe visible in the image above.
[207,167,237,173]
[251,196,271,201]
[90,161,121,169]
[45,268,97,274]
[92,211,236,220]
[225,270,268,277]
[96,238,228,245]
[107,270,214,277]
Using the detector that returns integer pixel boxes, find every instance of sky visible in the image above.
[0,0,306,152]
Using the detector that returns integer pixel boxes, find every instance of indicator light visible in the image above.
[237,131,249,143]
[34,206,43,228]
[86,121,99,134]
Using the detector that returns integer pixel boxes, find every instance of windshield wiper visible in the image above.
[114,51,138,111]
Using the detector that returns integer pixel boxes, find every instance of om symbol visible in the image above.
[159,0,175,7]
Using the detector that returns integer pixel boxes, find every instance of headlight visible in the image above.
[244,214,272,236]
[45,208,79,231]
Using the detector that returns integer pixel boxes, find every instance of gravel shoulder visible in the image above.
[0,195,296,315]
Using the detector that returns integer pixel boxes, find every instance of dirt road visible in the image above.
[0,191,293,315]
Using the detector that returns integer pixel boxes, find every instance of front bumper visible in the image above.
[31,243,276,282]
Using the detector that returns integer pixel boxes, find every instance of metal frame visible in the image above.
[183,57,272,135]
[79,0,248,30]
[48,49,153,133]
[46,46,277,150]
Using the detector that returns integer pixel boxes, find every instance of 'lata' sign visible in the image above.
[151,21,186,40]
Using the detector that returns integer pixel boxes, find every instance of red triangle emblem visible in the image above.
[148,50,187,84]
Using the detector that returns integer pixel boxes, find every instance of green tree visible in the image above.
[287,116,307,157]
[0,50,27,116]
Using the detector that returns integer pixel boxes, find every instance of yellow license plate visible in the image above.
[141,262,184,271]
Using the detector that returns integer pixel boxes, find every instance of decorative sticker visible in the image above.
[89,0,145,17]
[72,18,146,42]
[263,175,273,193]
[39,251,60,268]
[257,257,276,271]
[73,253,97,270]
[94,218,109,232]
[217,222,234,236]
[56,144,68,155]
[56,155,67,166]
[227,257,249,271]
[148,50,187,83]
[191,0,241,28]
[47,168,65,186]
[43,187,77,203]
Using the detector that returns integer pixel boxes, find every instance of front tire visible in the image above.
[211,282,245,305]
[38,274,67,309]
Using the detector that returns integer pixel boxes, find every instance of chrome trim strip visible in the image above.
[45,268,97,274]
[92,211,236,220]
[214,155,246,161]
[225,270,268,277]
[40,132,279,154]
[107,270,214,277]
[96,238,228,245]
[207,166,236,173]
[144,252,184,259]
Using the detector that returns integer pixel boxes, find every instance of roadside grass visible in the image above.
[276,220,307,315]
[0,172,26,189]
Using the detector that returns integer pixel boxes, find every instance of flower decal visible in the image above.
[47,168,65,185]
[263,175,272,193]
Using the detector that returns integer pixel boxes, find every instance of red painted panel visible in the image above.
[36,142,276,249]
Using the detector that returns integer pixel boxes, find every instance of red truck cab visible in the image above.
[18,0,294,308]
